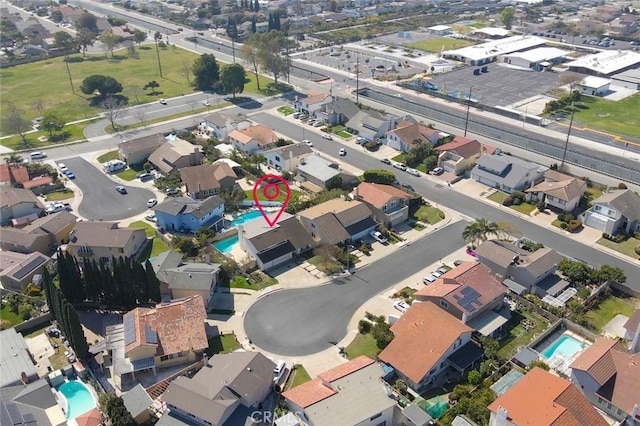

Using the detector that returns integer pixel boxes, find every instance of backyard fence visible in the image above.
[510,294,560,324]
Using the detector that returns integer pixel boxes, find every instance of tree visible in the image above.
[226,16,238,41]
[101,394,136,426]
[77,12,99,33]
[257,31,287,86]
[462,218,498,247]
[500,6,516,29]
[192,54,220,91]
[41,111,65,138]
[529,360,550,371]
[2,102,31,147]
[143,80,160,95]
[363,169,395,184]
[154,31,163,78]
[75,29,97,57]
[241,35,262,90]
[51,10,63,23]
[559,73,583,92]
[53,31,77,52]
[220,63,246,98]
[80,75,123,98]
[181,59,192,86]
[394,379,408,395]
[251,15,257,34]
[172,236,198,257]
[101,96,124,129]
[99,32,121,57]
[558,259,593,286]
[4,153,25,165]
[592,264,626,284]
[132,28,147,45]
[467,370,482,385]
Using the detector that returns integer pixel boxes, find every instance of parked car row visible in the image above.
[45,201,72,214]
[423,267,448,285]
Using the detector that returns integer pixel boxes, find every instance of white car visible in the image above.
[322,134,333,140]
[431,270,443,278]
[159,99,167,105]
[147,199,158,208]
[202,100,211,106]
[313,121,323,127]
[393,163,407,171]
[370,230,387,244]
[339,148,346,156]
[394,301,410,313]
[303,139,313,147]
[145,214,157,223]
[57,163,68,173]
[46,202,71,214]
[430,167,444,176]
[406,168,420,177]
[29,151,47,160]
[423,274,437,284]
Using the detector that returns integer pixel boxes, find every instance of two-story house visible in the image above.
[152,196,225,233]
[345,110,397,142]
[581,189,640,235]
[263,144,313,173]
[199,113,251,141]
[415,262,509,337]
[526,170,587,213]
[23,210,78,246]
[386,120,440,153]
[118,134,166,166]
[294,90,332,116]
[0,187,45,224]
[179,163,237,200]
[435,136,484,176]
[378,301,483,393]
[148,138,203,174]
[470,154,548,193]
[352,182,413,227]
[0,251,50,291]
[315,97,360,126]
[0,211,77,255]
[228,124,279,156]
[298,198,377,246]
[282,356,396,426]
[67,221,147,264]
[296,154,358,192]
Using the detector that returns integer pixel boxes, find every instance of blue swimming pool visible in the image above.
[542,334,589,360]
[213,210,264,254]
[229,210,263,226]
[214,235,239,253]
[58,380,96,419]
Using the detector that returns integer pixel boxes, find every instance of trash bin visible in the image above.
[473,69,480,75]
[481,66,488,73]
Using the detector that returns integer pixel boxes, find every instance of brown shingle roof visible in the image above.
[526,177,585,202]
[179,163,236,194]
[353,182,412,210]
[604,350,640,418]
[624,309,640,333]
[118,134,165,154]
[69,221,144,248]
[391,121,439,145]
[435,136,482,159]
[302,90,331,105]
[0,187,43,209]
[570,338,622,385]
[232,124,278,146]
[378,301,472,384]
[312,214,350,245]
[24,210,78,235]
[488,368,608,426]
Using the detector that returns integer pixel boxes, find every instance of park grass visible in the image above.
[572,94,640,139]
[277,106,295,116]
[585,295,636,332]
[344,332,380,360]
[97,150,120,163]
[45,190,74,201]
[413,205,444,225]
[129,220,169,259]
[0,122,91,150]
[207,334,240,355]
[289,364,312,388]
[406,37,476,53]
[597,236,640,259]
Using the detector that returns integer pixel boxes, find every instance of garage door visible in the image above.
[584,212,608,232]
[443,163,456,174]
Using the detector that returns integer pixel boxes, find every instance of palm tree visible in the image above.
[4,153,24,166]
[462,221,482,247]
[462,219,499,247]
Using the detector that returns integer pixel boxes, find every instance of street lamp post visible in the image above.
[560,106,576,171]
[463,85,473,137]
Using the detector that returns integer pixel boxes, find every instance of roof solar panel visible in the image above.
[13,257,45,280]
[144,325,158,344]
[5,403,24,425]
[454,286,482,312]
[124,315,136,346]
[22,413,35,425]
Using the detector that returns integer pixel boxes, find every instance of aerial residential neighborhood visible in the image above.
[2,0,640,425]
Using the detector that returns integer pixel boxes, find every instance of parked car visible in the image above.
[137,172,153,181]
[356,137,366,145]
[370,230,387,244]
[381,158,391,165]
[115,185,127,194]
[57,163,68,173]
[64,170,76,179]
[147,198,158,208]
[159,99,167,105]
[322,134,333,140]
[400,183,414,192]
[423,274,437,284]
[394,301,410,313]
[430,167,444,176]
[431,270,443,278]
[165,187,180,196]
[313,121,323,127]
[145,214,156,222]
[293,112,301,119]
[436,267,448,275]
[303,139,313,147]
[393,163,407,171]
[29,151,47,159]
[202,100,211,106]
[339,148,347,156]
[406,168,420,177]
[45,202,71,214]
[453,259,464,266]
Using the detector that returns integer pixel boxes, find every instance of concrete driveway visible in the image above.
[61,157,156,220]
[243,220,468,356]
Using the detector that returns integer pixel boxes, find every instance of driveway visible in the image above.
[243,221,468,356]
[62,157,156,220]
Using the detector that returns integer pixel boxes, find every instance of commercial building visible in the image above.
[501,47,568,71]
[566,50,640,77]
[443,35,546,66]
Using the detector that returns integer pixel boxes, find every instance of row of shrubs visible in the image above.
[502,191,530,207]
[559,220,582,232]
[602,233,628,243]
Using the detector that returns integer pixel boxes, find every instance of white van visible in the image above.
[103,160,127,173]
[273,360,286,383]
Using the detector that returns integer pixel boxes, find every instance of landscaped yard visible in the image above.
[97,150,120,163]
[392,153,406,163]
[487,191,537,215]
[207,334,241,355]
[129,220,169,260]
[0,306,23,329]
[289,364,312,388]
[572,94,640,139]
[228,274,277,290]
[344,332,381,360]
[497,310,549,359]
[277,106,295,116]
[115,168,139,181]
[406,37,476,53]
[412,205,444,225]
[585,295,636,332]
[244,185,301,204]
[308,255,343,275]
[597,236,640,259]
[337,130,353,139]
[48,336,70,370]
[45,190,74,202]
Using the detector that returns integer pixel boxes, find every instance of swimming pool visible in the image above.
[213,210,264,254]
[229,210,263,226]
[58,380,96,419]
[541,334,589,360]
[214,235,239,253]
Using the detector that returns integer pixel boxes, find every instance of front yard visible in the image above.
[344,331,380,360]
[597,236,640,259]
[277,106,296,116]
[207,334,241,355]
[585,295,636,332]
[412,205,445,225]
[97,150,120,163]
[288,364,312,389]
[45,190,74,202]
[228,273,278,290]
[129,220,169,260]
[487,191,536,215]
[308,255,343,275]
[497,309,549,359]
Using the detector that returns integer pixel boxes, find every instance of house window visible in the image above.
[275,156,281,162]
[607,403,612,410]
[382,205,387,211]
[310,222,315,228]
[594,205,601,212]
[440,300,449,308]
[617,408,624,416]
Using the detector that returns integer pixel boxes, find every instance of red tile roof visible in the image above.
[317,355,374,383]
[282,378,336,408]
[22,176,53,190]
[569,338,622,385]
[488,368,608,426]
[378,301,472,384]
[0,164,29,184]
[435,136,482,159]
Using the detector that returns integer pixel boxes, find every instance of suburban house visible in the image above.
[0,227,52,255]
[0,163,29,186]
[580,189,640,235]
[386,120,440,153]
[179,163,237,200]
[199,113,251,141]
[345,110,396,142]
[263,143,313,173]
[282,356,396,426]
[415,262,509,337]
[22,210,78,245]
[0,328,39,388]
[161,352,275,426]
[623,309,640,344]
[67,221,147,264]
[488,367,608,426]
[476,240,564,296]
[296,154,358,192]
[0,250,50,291]
[148,138,203,174]
[121,384,154,425]
[351,182,413,227]
[22,176,53,192]
[526,170,587,213]
[315,97,360,125]
[298,198,378,246]
[378,301,483,393]
[239,213,315,271]
[435,136,484,176]
[152,195,225,234]
[570,338,640,425]
[294,90,333,116]
[118,134,166,165]
[150,250,221,312]
[0,377,67,426]
[228,124,279,156]
[470,154,548,193]
[0,187,45,224]
[104,295,208,390]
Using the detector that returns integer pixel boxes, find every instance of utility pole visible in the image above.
[154,33,163,78]
[560,106,575,171]
[463,86,473,137]
[231,37,236,63]
[356,55,360,104]
[64,57,75,94]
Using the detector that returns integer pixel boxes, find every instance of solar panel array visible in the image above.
[124,315,136,346]
[144,325,158,345]
[13,257,45,280]
[0,401,36,426]
[453,286,482,312]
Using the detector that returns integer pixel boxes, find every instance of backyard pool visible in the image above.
[57,380,96,419]
[213,210,264,254]
[214,235,239,253]
[541,334,589,360]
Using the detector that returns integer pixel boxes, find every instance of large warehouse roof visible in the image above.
[566,50,640,76]
[443,35,546,62]
[502,47,569,64]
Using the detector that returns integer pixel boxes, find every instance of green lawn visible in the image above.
[244,185,301,203]
[410,222,426,231]
[337,130,353,139]
[413,205,444,225]
[0,122,90,150]
[229,274,277,290]
[498,310,549,359]
[207,334,241,355]
[572,94,640,139]
[345,332,381,360]
[487,191,536,215]
[97,150,120,163]
[597,236,640,259]
[115,168,139,181]
[406,37,476,53]
[277,106,295,116]
[289,364,312,388]
[45,190,74,201]
[308,255,343,274]
[552,219,564,228]
[48,336,70,370]
[586,295,636,332]
[392,153,406,163]
[1,306,23,328]
[129,220,169,259]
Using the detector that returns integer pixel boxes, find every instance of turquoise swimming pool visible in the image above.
[213,210,263,254]
[58,380,96,419]
[214,235,239,253]
[229,209,263,226]
[541,334,589,360]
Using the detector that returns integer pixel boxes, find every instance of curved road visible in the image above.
[244,222,468,356]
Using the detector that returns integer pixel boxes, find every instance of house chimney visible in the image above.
[496,407,508,426]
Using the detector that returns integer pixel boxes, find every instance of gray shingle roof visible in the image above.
[472,155,547,189]
[121,384,153,418]
[23,211,78,235]
[248,216,314,252]
[0,329,38,388]
[263,143,313,159]
[118,134,165,155]
[594,189,640,221]
[164,263,220,291]
[325,98,360,120]
[297,154,341,183]
[153,196,224,219]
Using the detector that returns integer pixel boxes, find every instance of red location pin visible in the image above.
[252,174,291,227]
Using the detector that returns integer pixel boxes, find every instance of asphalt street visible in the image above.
[243,221,469,356]
[252,111,640,294]
[63,157,156,220]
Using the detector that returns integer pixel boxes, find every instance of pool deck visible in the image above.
[542,331,592,377]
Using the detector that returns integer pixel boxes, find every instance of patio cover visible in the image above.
[504,279,527,295]
[467,308,511,337]
[512,346,539,369]
[448,342,484,372]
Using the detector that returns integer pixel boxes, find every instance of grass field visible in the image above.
[572,94,640,139]
[406,37,476,53]
[586,295,636,332]
[0,122,91,150]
